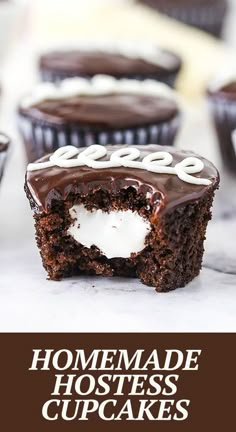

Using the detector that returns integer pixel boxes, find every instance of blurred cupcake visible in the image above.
[140,0,228,38]
[0,132,9,183]
[18,75,181,162]
[39,42,182,88]
[208,71,236,175]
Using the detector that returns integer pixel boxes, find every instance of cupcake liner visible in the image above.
[208,95,236,174]
[144,0,228,37]
[0,150,7,182]
[40,69,179,88]
[0,135,10,183]
[19,114,181,163]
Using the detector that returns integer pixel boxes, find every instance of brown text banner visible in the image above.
[0,333,234,431]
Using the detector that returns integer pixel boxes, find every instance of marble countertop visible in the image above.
[0,44,236,333]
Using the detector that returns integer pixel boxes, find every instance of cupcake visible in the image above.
[18,75,181,163]
[0,132,9,184]
[208,72,236,175]
[39,42,182,88]
[139,0,228,38]
[25,144,219,291]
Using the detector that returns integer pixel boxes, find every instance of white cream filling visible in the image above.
[68,204,151,259]
[21,74,177,109]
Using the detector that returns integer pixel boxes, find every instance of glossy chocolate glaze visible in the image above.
[40,50,181,77]
[19,94,178,129]
[26,145,219,215]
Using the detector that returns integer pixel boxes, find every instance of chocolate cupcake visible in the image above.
[18,75,181,163]
[25,144,219,291]
[208,72,236,175]
[0,133,9,184]
[139,0,228,38]
[39,42,182,88]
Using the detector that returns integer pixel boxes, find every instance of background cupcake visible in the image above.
[0,133,10,184]
[39,42,182,88]
[18,75,181,162]
[208,71,236,175]
[139,0,228,38]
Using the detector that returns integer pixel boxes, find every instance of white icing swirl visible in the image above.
[27,144,212,186]
[42,41,179,70]
[21,75,178,108]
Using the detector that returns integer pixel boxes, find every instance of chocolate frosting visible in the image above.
[19,94,178,129]
[26,145,219,216]
[40,50,181,77]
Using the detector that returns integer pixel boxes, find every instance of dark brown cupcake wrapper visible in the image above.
[0,134,10,182]
[208,96,236,174]
[0,151,7,182]
[19,114,181,163]
[40,70,180,88]
[145,0,228,37]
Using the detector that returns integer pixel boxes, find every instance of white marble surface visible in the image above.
[0,41,236,333]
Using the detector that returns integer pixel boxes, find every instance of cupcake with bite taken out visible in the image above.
[25,143,219,291]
